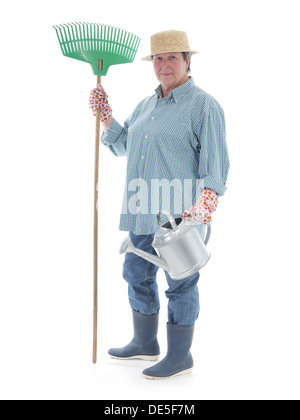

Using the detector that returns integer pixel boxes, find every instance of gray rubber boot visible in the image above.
[108,310,160,361]
[142,323,194,379]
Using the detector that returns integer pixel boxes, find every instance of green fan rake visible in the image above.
[53,22,140,364]
[53,22,140,75]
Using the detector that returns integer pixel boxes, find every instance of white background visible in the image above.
[0,0,299,400]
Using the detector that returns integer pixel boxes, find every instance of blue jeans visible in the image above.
[122,232,200,325]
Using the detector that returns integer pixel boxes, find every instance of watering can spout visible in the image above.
[120,237,169,272]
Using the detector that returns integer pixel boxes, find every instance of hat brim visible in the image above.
[142,50,199,61]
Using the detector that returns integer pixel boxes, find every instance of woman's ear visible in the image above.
[186,56,191,71]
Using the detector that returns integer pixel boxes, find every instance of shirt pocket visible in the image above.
[155,121,195,155]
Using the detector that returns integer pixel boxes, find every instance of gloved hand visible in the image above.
[89,85,112,122]
[181,190,218,224]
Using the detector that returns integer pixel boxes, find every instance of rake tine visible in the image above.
[100,24,104,52]
[99,24,102,53]
[120,30,128,58]
[86,22,91,50]
[83,22,88,50]
[96,23,100,51]
[123,32,129,58]
[129,34,136,60]
[131,35,140,60]
[63,24,70,53]
[109,26,114,54]
[118,29,124,57]
[58,24,68,54]
[128,32,136,54]
[105,25,110,53]
[110,26,115,54]
[65,23,75,54]
[55,24,63,42]
[66,23,74,52]
[115,27,121,56]
[89,23,93,51]
[115,27,120,55]
[78,22,86,51]
[107,25,112,52]
[70,23,79,53]
[87,22,92,51]
[112,26,117,55]
[93,23,97,51]
[108,26,113,54]
[104,25,108,52]
[126,33,134,59]
[63,24,72,54]
[90,23,93,51]
[84,22,89,50]
[53,25,65,55]
[118,28,124,56]
[76,22,84,52]
[112,26,117,54]
[131,34,137,59]
[123,30,130,57]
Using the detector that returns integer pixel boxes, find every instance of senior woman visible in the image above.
[89,30,230,379]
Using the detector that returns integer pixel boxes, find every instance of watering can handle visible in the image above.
[185,212,211,246]
[204,223,211,245]
[156,211,178,231]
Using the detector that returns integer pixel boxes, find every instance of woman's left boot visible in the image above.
[143,323,195,380]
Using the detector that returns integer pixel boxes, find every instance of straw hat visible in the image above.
[142,30,199,61]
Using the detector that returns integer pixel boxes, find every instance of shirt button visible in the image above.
[145,135,148,139]
[152,117,155,120]
[141,156,145,159]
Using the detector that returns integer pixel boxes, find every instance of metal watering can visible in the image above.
[120,211,211,280]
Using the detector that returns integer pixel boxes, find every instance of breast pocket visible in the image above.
[157,121,195,154]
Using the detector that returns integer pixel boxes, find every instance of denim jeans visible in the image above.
[122,232,200,325]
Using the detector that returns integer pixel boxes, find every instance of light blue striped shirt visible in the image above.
[101,77,229,235]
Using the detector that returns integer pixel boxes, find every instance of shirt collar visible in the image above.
[155,77,195,103]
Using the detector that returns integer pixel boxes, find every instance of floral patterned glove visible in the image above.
[181,190,218,224]
[89,85,112,122]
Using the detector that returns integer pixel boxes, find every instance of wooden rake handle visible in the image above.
[93,71,102,364]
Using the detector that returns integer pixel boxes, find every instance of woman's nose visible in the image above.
[161,58,170,68]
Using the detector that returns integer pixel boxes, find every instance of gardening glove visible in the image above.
[89,84,113,122]
[181,190,218,224]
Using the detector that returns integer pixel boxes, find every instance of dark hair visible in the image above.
[182,52,191,73]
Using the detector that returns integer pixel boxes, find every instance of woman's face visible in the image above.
[153,52,190,92]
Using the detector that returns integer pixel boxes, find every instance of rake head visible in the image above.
[53,22,141,75]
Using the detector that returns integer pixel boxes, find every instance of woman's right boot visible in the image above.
[108,310,160,361]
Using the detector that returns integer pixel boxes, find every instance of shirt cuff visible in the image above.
[101,119,123,146]
[203,176,227,196]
